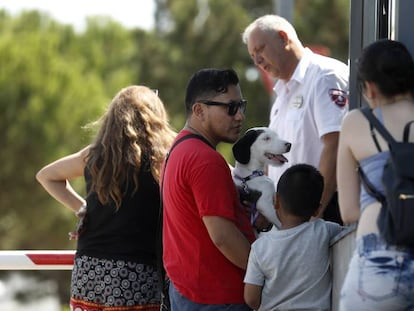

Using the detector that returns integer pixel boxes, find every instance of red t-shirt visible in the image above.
[162,131,256,304]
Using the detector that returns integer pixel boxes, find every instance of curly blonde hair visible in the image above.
[86,85,176,209]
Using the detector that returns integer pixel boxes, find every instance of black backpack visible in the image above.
[359,107,414,248]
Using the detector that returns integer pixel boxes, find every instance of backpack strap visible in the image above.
[368,122,383,152]
[156,133,214,307]
[361,107,397,146]
[357,166,386,204]
[403,120,414,142]
[359,108,389,204]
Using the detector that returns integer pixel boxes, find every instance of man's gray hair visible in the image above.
[242,14,300,45]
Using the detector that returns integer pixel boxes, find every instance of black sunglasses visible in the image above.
[198,99,247,116]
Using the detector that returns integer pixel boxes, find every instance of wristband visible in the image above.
[75,203,87,218]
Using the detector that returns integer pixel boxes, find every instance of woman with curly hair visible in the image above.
[36,85,176,310]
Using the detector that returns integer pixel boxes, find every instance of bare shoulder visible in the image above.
[342,108,364,125]
[341,109,369,135]
[341,109,381,159]
[79,145,91,161]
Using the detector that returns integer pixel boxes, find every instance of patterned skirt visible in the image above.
[70,255,161,311]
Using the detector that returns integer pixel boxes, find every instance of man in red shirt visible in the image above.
[162,68,256,310]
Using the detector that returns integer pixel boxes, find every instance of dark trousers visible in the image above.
[323,192,343,225]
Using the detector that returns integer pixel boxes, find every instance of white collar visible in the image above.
[274,48,313,94]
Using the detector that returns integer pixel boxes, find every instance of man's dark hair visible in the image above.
[277,164,324,221]
[185,68,239,115]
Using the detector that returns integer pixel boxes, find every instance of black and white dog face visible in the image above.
[232,127,291,172]
[232,127,291,228]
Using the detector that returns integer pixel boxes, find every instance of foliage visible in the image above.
[295,0,350,62]
[0,11,118,252]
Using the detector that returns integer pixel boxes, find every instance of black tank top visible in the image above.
[76,160,160,264]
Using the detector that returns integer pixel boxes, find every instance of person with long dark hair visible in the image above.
[338,39,414,309]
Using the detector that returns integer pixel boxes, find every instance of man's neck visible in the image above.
[183,123,217,147]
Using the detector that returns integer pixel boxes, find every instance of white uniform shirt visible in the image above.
[268,48,349,186]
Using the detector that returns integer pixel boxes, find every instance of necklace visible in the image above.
[184,124,215,149]
[186,124,201,135]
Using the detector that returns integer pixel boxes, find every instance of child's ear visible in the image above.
[274,193,280,210]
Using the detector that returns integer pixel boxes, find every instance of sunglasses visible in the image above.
[198,99,247,116]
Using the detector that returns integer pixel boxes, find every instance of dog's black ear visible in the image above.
[232,130,260,164]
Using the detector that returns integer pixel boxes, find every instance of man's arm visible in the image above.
[317,131,339,217]
[244,283,262,310]
[203,216,251,269]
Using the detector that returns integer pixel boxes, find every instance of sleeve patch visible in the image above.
[328,88,348,108]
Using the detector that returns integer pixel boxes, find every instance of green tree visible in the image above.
[0,11,103,250]
[0,9,144,305]
[295,0,350,62]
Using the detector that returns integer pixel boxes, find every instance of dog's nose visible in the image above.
[285,142,292,152]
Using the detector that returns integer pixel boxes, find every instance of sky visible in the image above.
[0,0,155,31]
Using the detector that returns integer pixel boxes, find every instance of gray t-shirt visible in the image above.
[244,219,343,311]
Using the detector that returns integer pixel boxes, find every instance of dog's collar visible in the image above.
[234,170,265,197]
[234,170,264,184]
[235,170,265,226]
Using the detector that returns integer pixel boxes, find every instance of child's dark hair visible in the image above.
[357,39,414,97]
[277,164,324,221]
[185,68,239,115]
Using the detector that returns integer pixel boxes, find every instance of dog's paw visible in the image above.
[236,186,262,204]
[253,213,273,232]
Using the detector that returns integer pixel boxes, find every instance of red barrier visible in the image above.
[0,251,75,270]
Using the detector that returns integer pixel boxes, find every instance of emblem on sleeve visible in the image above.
[328,89,348,108]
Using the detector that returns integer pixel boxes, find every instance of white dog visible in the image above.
[232,127,291,229]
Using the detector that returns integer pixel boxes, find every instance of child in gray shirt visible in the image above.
[244,164,344,311]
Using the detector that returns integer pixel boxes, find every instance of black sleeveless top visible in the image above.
[76,160,160,264]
